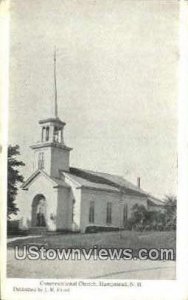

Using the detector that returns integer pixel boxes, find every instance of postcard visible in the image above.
[1,0,188,299]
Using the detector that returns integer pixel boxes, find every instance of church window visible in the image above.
[42,127,45,142]
[123,204,128,227]
[72,199,75,222]
[38,152,44,169]
[106,202,112,224]
[46,127,49,141]
[89,201,95,223]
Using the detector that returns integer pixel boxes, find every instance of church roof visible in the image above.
[39,117,66,126]
[64,167,148,196]
[63,172,120,193]
[22,168,163,205]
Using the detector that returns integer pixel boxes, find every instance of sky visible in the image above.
[9,0,179,198]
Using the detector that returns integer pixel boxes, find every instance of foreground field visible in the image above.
[7,230,176,279]
[8,230,176,255]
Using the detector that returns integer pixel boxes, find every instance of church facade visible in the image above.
[20,114,164,233]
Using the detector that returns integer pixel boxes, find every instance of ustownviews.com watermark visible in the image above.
[14,246,175,261]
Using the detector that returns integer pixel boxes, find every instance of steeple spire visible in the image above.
[31,48,73,176]
[54,46,58,118]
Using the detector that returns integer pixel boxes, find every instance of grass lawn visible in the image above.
[7,231,176,278]
[7,230,176,258]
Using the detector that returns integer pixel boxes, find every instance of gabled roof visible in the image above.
[21,169,70,190]
[63,167,148,196]
[63,172,120,193]
[21,167,163,206]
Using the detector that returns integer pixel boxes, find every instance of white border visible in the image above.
[1,1,188,299]
[0,0,9,298]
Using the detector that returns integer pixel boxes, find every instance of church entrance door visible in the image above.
[31,194,47,227]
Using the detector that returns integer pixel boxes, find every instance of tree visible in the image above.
[128,204,149,231]
[130,204,147,225]
[163,194,177,230]
[7,145,25,219]
[128,195,177,232]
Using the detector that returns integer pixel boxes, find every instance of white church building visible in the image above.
[20,55,164,233]
[20,112,164,233]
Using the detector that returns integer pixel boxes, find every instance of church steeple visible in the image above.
[37,48,66,145]
[30,49,72,177]
[53,46,58,118]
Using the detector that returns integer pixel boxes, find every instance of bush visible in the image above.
[85,225,119,233]
[128,201,176,232]
[7,220,28,236]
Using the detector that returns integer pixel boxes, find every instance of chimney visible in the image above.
[137,177,141,188]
